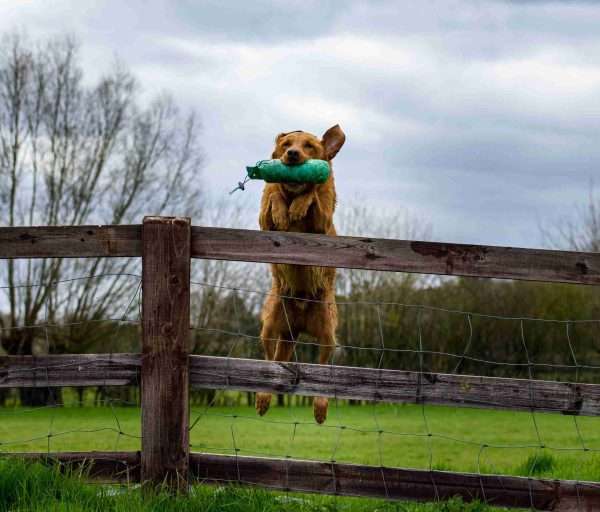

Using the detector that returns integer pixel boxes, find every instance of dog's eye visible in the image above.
[304,142,313,149]
[282,141,291,148]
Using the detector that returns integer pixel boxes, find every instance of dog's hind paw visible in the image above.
[313,397,328,424]
[255,392,272,416]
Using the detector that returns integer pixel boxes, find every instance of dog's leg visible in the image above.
[273,336,297,362]
[260,186,289,231]
[275,298,301,363]
[256,318,281,416]
[259,199,274,231]
[310,190,334,234]
[256,296,296,416]
[306,299,337,424]
[312,334,335,424]
[273,297,299,362]
[260,318,278,361]
[288,192,315,222]
[270,192,289,230]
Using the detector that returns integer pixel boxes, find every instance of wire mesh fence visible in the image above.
[0,272,143,472]
[1,220,600,510]
[187,280,600,487]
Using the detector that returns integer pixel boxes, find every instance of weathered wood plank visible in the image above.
[1,223,598,284]
[190,355,600,416]
[191,453,600,510]
[141,216,191,492]
[0,354,140,388]
[2,353,598,416]
[7,451,600,509]
[191,226,600,285]
[5,451,140,482]
[0,225,142,259]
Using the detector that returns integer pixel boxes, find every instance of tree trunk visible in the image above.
[76,387,84,406]
[20,387,60,407]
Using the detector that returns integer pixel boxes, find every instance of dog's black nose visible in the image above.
[286,149,300,160]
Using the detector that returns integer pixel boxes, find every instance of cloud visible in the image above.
[0,0,599,247]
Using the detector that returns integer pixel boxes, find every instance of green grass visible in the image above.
[516,452,556,476]
[1,402,600,510]
[2,402,599,479]
[0,457,492,512]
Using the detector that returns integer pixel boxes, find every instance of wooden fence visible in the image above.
[1,216,600,510]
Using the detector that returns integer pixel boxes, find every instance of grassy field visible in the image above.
[2,402,600,478]
[1,401,600,510]
[0,458,492,512]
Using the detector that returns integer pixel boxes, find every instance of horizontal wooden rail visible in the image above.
[192,453,600,511]
[190,355,600,416]
[1,224,599,285]
[0,354,140,388]
[5,451,600,509]
[0,225,142,258]
[192,227,600,285]
[2,354,600,416]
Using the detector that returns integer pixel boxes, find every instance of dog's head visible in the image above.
[271,124,345,194]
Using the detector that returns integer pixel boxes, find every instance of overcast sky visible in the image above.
[2,0,599,248]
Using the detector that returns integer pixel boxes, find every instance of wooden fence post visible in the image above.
[141,216,191,492]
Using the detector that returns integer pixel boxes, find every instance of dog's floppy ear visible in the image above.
[272,133,287,158]
[321,124,345,160]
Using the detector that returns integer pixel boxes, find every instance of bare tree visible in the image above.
[540,184,600,252]
[335,200,433,297]
[0,33,203,403]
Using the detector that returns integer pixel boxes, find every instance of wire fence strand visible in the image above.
[186,278,600,510]
[1,272,600,510]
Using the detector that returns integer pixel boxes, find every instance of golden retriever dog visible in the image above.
[256,124,345,424]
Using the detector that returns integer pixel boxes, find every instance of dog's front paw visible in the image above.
[289,195,313,222]
[256,392,272,416]
[313,396,328,424]
[271,208,289,230]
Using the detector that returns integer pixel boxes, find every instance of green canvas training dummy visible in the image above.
[247,159,330,183]
[230,159,330,194]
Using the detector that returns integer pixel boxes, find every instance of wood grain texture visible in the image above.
[0,225,142,258]
[191,226,600,285]
[2,353,598,416]
[190,355,600,416]
[0,354,140,388]
[1,223,598,285]
[7,451,600,509]
[141,216,191,492]
[190,453,600,511]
